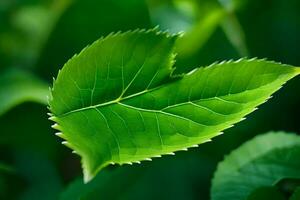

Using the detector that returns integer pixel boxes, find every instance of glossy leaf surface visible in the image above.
[49,29,300,182]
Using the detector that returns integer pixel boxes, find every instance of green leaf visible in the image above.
[220,13,249,57]
[49,29,300,182]
[175,7,226,57]
[211,132,300,200]
[171,0,248,58]
[0,69,49,115]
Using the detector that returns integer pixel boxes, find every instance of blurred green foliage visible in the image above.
[0,0,299,199]
[211,132,300,200]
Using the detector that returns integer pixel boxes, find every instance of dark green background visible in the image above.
[0,0,299,199]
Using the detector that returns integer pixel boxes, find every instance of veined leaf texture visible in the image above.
[48,29,300,182]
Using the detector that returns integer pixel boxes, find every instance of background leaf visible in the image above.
[0,0,67,69]
[211,132,300,200]
[147,0,249,74]
[0,68,49,116]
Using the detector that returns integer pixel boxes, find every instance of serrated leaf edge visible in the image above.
[48,56,300,182]
[47,28,300,182]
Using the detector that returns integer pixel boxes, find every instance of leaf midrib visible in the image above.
[57,82,167,117]
[57,78,277,119]
[54,61,300,118]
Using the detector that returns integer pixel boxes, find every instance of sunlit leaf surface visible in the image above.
[49,29,300,182]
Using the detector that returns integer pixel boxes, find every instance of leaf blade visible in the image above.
[211,132,300,200]
[49,30,300,182]
[0,69,49,116]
